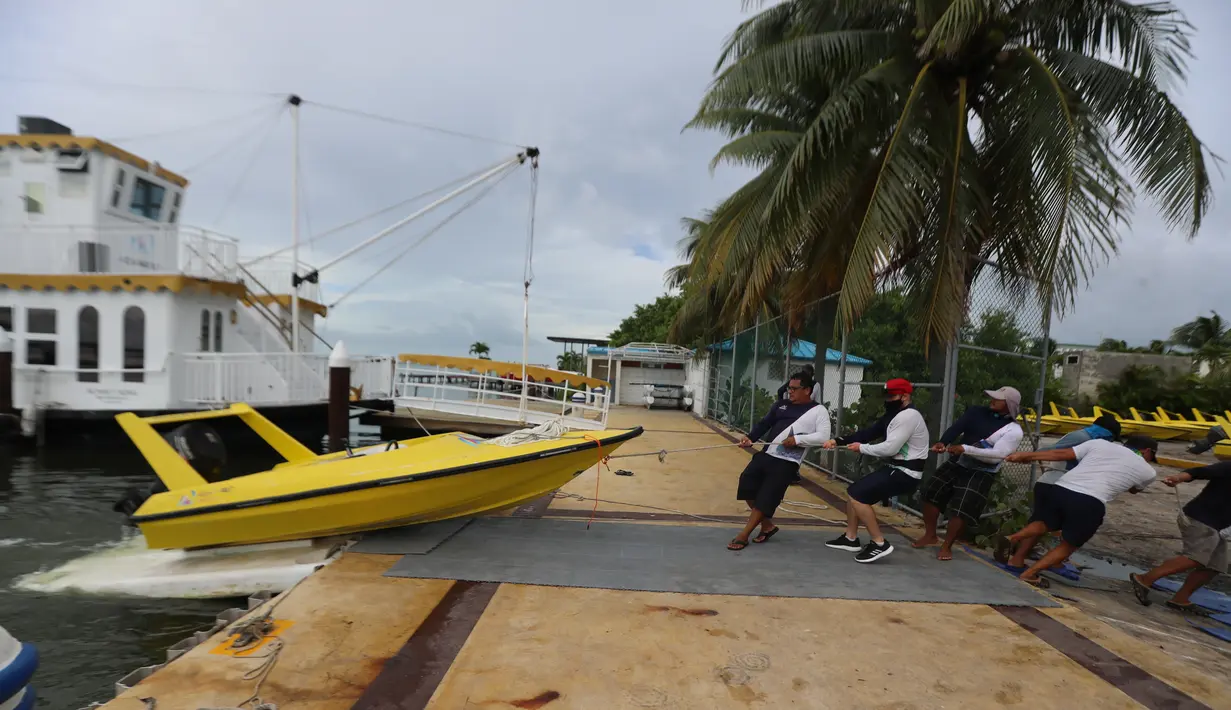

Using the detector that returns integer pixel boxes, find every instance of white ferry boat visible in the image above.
[0,115,394,442]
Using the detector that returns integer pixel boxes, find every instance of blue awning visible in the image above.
[703,338,873,366]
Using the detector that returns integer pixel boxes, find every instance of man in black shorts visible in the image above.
[1004,435,1157,585]
[821,378,931,563]
[728,371,831,550]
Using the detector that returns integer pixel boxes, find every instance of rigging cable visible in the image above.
[327,163,519,310]
[180,102,287,175]
[213,104,289,225]
[0,73,280,98]
[105,98,284,144]
[303,99,527,149]
[241,156,520,267]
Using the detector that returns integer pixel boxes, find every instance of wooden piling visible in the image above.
[328,341,351,453]
[0,327,12,414]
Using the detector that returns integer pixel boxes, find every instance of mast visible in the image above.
[288,94,303,353]
[518,148,540,422]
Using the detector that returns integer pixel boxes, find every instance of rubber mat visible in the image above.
[350,518,474,555]
[1150,578,1231,614]
[383,518,1058,607]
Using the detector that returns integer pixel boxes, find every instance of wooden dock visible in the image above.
[101,409,1231,710]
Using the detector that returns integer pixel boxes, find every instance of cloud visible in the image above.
[4,0,1225,366]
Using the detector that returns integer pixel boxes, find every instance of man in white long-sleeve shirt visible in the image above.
[823,378,931,563]
[727,371,831,550]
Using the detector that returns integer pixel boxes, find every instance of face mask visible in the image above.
[884,398,903,415]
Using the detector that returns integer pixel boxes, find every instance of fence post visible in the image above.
[1032,295,1054,485]
[750,315,760,431]
[834,327,848,473]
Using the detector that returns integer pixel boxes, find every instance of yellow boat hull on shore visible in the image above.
[118,404,641,550]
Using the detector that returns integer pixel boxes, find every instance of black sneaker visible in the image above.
[855,540,894,563]
[825,533,862,551]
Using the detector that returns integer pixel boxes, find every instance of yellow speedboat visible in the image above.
[1091,406,1185,441]
[115,404,642,550]
[1142,408,1210,441]
[1213,415,1231,461]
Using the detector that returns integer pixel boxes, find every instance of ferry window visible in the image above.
[111,168,126,208]
[0,307,11,332]
[168,192,182,224]
[129,177,165,220]
[24,182,45,214]
[213,311,222,351]
[26,308,56,334]
[26,340,56,367]
[199,309,210,351]
[77,306,99,383]
[123,306,145,383]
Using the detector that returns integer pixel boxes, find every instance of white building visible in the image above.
[705,338,872,410]
[0,115,392,440]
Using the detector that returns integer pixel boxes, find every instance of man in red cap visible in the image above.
[822,378,931,563]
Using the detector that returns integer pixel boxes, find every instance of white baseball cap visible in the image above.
[985,386,1022,418]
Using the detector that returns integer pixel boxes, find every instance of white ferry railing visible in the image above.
[239,255,323,303]
[2,224,238,281]
[173,352,395,406]
[393,363,610,430]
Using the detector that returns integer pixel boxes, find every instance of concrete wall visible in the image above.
[1058,351,1194,400]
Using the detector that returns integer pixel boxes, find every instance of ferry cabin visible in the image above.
[0,116,391,440]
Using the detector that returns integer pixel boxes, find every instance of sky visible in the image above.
[3,0,1229,363]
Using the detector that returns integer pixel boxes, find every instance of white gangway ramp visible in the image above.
[392,354,612,431]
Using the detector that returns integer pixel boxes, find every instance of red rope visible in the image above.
[581,435,609,529]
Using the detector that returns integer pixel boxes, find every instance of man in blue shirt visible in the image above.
[727,371,831,550]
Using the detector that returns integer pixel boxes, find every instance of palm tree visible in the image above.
[468,341,491,360]
[673,0,1212,349]
[1170,311,1231,369]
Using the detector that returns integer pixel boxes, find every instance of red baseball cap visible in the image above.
[884,378,913,396]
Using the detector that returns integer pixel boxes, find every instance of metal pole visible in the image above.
[750,316,760,431]
[312,155,523,275]
[834,327,848,472]
[289,95,302,355]
[1033,296,1054,484]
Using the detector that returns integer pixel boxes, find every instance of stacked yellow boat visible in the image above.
[1024,402,1231,460]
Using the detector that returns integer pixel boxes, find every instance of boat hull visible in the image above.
[134,428,641,550]
[0,626,36,710]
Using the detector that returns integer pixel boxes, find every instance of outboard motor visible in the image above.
[1188,424,1227,455]
[113,423,228,519]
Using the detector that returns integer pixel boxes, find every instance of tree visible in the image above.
[673,0,1212,350]
[1170,311,1231,369]
[1097,338,1130,353]
[556,351,584,373]
[468,342,491,360]
[608,294,685,347]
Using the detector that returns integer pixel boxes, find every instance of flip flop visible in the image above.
[1021,576,1049,589]
[727,538,749,551]
[1166,600,1214,617]
[752,526,779,544]
[1128,573,1152,607]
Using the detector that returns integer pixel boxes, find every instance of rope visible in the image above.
[550,492,845,525]
[581,434,607,529]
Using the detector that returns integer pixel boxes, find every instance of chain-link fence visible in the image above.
[702,261,1052,519]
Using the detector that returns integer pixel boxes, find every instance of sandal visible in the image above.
[753,526,779,544]
[1166,600,1213,617]
[1128,573,1152,607]
[1020,576,1048,588]
[727,538,749,551]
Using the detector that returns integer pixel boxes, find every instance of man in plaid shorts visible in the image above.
[912,387,1024,561]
